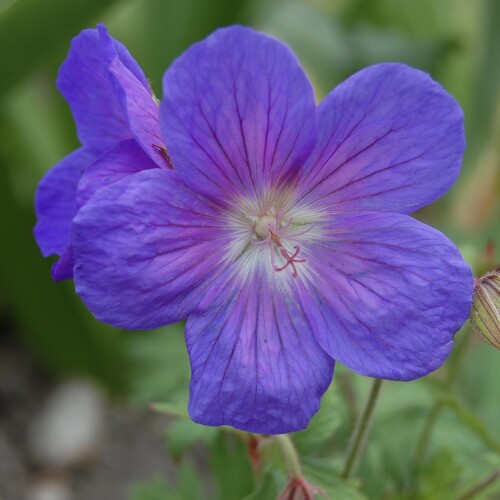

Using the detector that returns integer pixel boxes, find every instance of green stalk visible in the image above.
[414,399,446,468]
[457,470,500,500]
[275,434,303,478]
[342,378,383,480]
[414,327,472,471]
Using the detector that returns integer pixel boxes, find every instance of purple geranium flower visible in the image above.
[37,25,473,434]
[34,25,169,281]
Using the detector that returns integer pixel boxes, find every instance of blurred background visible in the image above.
[0,0,499,498]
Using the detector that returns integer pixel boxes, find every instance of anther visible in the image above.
[152,144,174,169]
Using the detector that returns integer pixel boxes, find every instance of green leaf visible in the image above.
[242,470,287,500]
[164,419,219,460]
[301,457,367,499]
[454,341,500,439]
[444,397,500,454]
[150,401,189,420]
[418,448,464,499]
[126,325,190,404]
[209,433,254,500]
[293,385,341,455]
[178,460,205,500]
[129,461,205,500]
[129,475,175,500]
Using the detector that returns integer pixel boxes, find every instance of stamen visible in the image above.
[286,223,316,240]
[152,144,174,169]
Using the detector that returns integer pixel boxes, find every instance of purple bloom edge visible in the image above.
[39,25,473,434]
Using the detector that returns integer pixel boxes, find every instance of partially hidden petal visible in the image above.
[77,139,158,207]
[161,26,317,201]
[299,63,465,214]
[97,26,166,167]
[72,169,232,329]
[186,267,334,434]
[298,212,473,380]
[51,244,75,282]
[34,147,94,259]
[57,26,148,154]
[101,26,149,90]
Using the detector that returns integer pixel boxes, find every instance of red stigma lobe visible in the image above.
[275,245,306,278]
[269,231,306,278]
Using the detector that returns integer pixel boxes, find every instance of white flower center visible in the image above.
[254,214,277,240]
[223,188,325,282]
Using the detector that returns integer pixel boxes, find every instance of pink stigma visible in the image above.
[274,246,305,278]
[254,225,307,279]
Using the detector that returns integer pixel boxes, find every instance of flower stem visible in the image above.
[275,434,302,478]
[338,372,359,425]
[275,434,328,499]
[445,326,471,386]
[342,378,383,480]
[414,327,471,472]
[457,470,500,500]
[413,399,446,469]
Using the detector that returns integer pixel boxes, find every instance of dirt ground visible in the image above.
[0,332,177,500]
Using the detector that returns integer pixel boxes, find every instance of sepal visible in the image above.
[470,272,500,350]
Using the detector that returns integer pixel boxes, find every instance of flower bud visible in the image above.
[470,272,500,350]
[278,477,327,500]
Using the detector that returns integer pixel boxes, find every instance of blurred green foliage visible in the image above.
[1,0,499,498]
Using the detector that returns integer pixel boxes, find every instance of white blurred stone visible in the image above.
[27,479,73,500]
[28,379,104,468]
